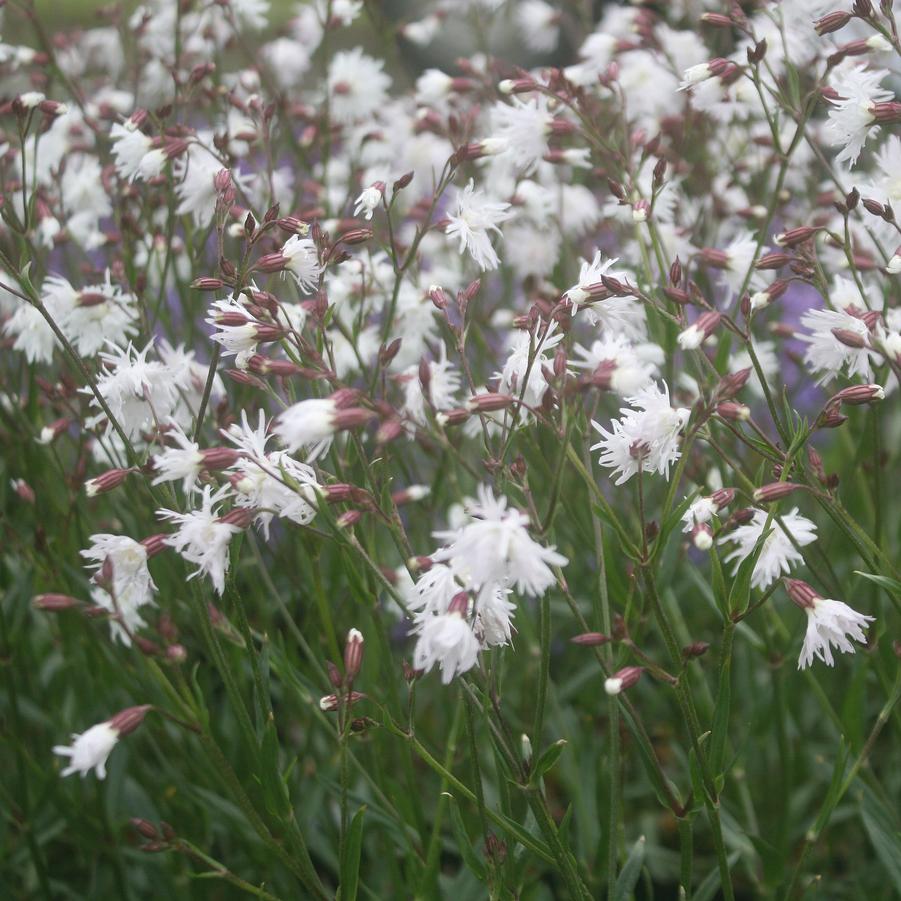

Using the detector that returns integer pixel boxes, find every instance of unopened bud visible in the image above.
[344,628,364,681]
[785,578,820,610]
[604,666,643,696]
[33,593,81,611]
[717,402,750,421]
[829,383,885,406]
[570,631,611,646]
[108,704,152,737]
[753,481,803,502]
[85,467,132,497]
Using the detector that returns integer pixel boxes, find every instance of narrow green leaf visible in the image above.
[612,835,645,901]
[444,794,487,881]
[339,805,366,901]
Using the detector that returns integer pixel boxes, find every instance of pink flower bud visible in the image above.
[604,666,643,695]
[784,578,821,610]
[753,481,803,502]
[570,632,611,646]
[107,704,152,737]
[33,593,82,611]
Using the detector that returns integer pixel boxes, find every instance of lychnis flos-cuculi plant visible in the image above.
[1,0,899,898]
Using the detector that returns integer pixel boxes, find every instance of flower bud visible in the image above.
[570,632,611,646]
[828,384,885,406]
[753,481,802,503]
[344,628,364,681]
[85,467,133,497]
[107,705,152,737]
[604,666,643,696]
[716,402,750,421]
[784,578,820,610]
[33,593,82,611]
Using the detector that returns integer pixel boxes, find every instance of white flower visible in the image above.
[572,333,661,395]
[496,321,564,409]
[353,185,382,220]
[4,293,66,365]
[174,142,243,228]
[591,382,690,485]
[489,96,555,174]
[151,423,204,493]
[53,722,119,779]
[825,65,893,168]
[432,485,567,597]
[413,611,481,683]
[401,347,461,427]
[415,69,453,107]
[159,486,241,594]
[85,340,179,439]
[206,298,263,368]
[798,596,874,669]
[515,0,560,53]
[445,179,512,271]
[681,496,718,533]
[273,397,338,460]
[57,272,139,357]
[720,508,817,590]
[281,234,321,293]
[230,0,270,31]
[81,534,156,644]
[565,251,646,341]
[224,409,319,537]
[109,122,164,182]
[798,307,874,383]
[327,48,391,124]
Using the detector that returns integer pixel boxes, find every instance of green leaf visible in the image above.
[612,836,646,901]
[528,739,567,786]
[259,720,291,820]
[853,570,901,600]
[339,805,366,901]
[859,784,901,895]
[444,793,487,881]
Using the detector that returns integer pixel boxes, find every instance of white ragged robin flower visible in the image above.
[273,393,372,462]
[720,508,818,590]
[53,705,150,779]
[797,307,874,384]
[224,409,320,538]
[495,320,564,409]
[785,579,874,669]
[327,47,391,124]
[432,484,567,597]
[413,605,481,684]
[591,382,690,485]
[825,64,894,168]
[572,332,662,396]
[81,533,157,644]
[85,340,179,440]
[57,272,139,358]
[488,95,555,174]
[515,0,560,53]
[158,485,243,595]
[564,251,646,341]
[445,179,512,271]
